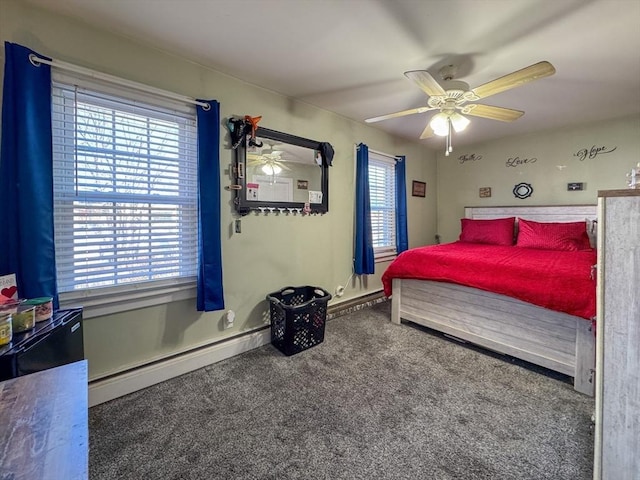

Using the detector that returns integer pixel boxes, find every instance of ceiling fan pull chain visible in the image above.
[445,118,452,156]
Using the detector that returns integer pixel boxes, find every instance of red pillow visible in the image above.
[459,217,515,246]
[516,219,592,251]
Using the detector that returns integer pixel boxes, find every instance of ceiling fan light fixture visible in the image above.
[450,112,470,132]
[429,112,450,136]
[262,163,282,175]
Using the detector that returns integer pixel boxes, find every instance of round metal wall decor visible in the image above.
[513,182,533,199]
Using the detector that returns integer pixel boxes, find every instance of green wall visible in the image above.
[0,0,437,380]
[437,114,640,243]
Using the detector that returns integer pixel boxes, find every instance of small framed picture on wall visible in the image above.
[479,187,492,198]
[412,181,426,197]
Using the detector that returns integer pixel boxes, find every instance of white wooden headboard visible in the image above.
[464,205,596,222]
[464,204,598,245]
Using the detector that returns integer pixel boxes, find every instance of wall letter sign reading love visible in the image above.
[505,157,537,168]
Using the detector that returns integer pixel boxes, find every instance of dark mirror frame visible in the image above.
[233,127,329,216]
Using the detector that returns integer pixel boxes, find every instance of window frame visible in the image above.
[51,72,199,318]
[367,151,397,263]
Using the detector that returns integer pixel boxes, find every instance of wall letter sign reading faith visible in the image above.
[458,153,483,165]
[574,145,617,162]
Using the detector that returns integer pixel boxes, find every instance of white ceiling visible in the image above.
[22,0,640,149]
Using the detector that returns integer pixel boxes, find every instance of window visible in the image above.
[51,72,198,313]
[368,152,396,261]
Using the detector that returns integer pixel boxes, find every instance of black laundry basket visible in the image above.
[266,286,332,356]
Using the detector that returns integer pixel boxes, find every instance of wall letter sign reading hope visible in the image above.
[574,145,617,162]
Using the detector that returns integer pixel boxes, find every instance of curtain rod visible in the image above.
[29,54,210,110]
[354,143,398,160]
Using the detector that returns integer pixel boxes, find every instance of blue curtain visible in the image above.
[0,42,58,305]
[354,143,375,275]
[196,101,225,311]
[395,155,409,253]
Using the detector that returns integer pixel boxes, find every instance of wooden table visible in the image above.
[0,360,88,480]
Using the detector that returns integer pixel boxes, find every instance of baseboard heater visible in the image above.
[327,290,386,319]
[89,290,387,407]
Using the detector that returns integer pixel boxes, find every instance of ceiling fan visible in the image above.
[365,61,556,155]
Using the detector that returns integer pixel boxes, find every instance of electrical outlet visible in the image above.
[335,285,345,297]
[225,310,235,328]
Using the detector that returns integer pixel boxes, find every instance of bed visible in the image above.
[383,205,597,396]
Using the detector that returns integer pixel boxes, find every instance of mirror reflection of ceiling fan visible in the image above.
[365,61,556,155]
[248,144,292,175]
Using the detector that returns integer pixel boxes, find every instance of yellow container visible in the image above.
[12,305,35,333]
[0,313,12,346]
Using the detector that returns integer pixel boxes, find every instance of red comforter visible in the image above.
[381,242,597,319]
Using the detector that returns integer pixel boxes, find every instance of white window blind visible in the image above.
[51,74,198,293]
[368,152,396,260]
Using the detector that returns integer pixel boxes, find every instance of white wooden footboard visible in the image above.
[391,278,595,396]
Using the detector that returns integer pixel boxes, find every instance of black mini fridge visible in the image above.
[0,308,84,381]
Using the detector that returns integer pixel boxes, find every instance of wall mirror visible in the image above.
[234,127,330,216]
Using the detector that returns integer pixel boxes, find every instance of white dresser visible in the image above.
[594,189,640,480]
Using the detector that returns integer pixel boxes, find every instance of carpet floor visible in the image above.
[89,302,594,480]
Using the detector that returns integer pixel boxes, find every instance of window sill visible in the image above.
[374,253,397,263]
[59,278,197,319]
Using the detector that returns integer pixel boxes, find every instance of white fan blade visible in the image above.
[462,104,524,122]
[404,70,447,97]
[420,123,435,139]
[365,106,436,123]
[471,61,555,100]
